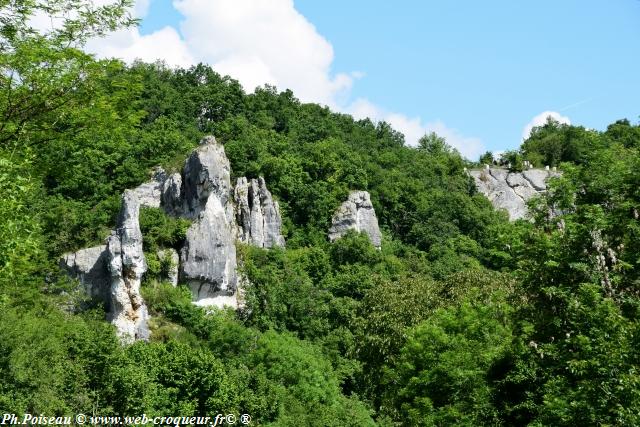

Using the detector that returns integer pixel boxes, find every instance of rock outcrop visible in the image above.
[60,245,109,302]
[105,190,150,343]
[469,167,559,220]
[329,191,382,248]
[131,167,166,208]
[182,136,234,219]
[522,169,551,191]
[179,137,238,307]
[62,135,287,338]
[161,172,182,215]
[234,177,285,248]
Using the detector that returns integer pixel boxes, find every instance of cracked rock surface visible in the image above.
[61,135,287,338]
[106,190,150,343]
[329,191,382,248]
[234,176,285,248]
[179,136,238,307]
[469,168,558,220]
[60,245,110,303]
[131,167,166,208]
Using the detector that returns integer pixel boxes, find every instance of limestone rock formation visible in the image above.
[182,135,233,219]
[161,172,182,215]
[106,190,150,343]
[60,245,109,303]
[329,191,382,248]
[62,135,287,337]
[469,167,559,220]
[105,246,145,343]
[522,169,550,191]
[179,136,238,307]
[235,177,285,248]
[132,167,166,208]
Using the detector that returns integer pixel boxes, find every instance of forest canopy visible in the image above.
[2,2,640,425]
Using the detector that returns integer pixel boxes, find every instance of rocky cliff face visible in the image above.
[179,136,238,306]
[61,136,285,340]
[161,172,182,215]
[60,191,154,343]
[468,167,559,220]
[329,191,382,248]
[131,167,166,208]
[105,190,150,343]
[60,245,109,302]
[234,177,286,248]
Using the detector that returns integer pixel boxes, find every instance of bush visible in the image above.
[139,207,191,252]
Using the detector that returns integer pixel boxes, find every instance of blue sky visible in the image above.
[92,0,640,158]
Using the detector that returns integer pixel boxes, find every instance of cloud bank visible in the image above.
[83,0,485,158]
[348,99,484,159]
[87,0,354,106]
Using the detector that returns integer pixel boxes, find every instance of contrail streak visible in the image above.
[558,97,593,112]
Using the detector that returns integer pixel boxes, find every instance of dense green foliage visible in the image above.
[2,2,640,425]
[521,117,603,167]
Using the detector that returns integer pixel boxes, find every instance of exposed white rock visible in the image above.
[60,245,110,303]
[329,190,382,248]
[181,194,238,300]
[469,167,559,220]
[258,177,286,248]
[234,177,254,242]
[235,176,285,248]
[193,292,238,309]
[506,172,539,201]
[62,135,287,326]
[179,136,238,306]
[182,135,233,220]
[522,169,550,191]
[106,190,150,343]
[132,167,166,208]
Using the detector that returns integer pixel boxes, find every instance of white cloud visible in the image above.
[522,111,571,141]
[86,0,354,107]
[86,26,194,68]
[348,99,484,159]
[84,0,484,158]
[175,0,356,106]
[425,120,484,160]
